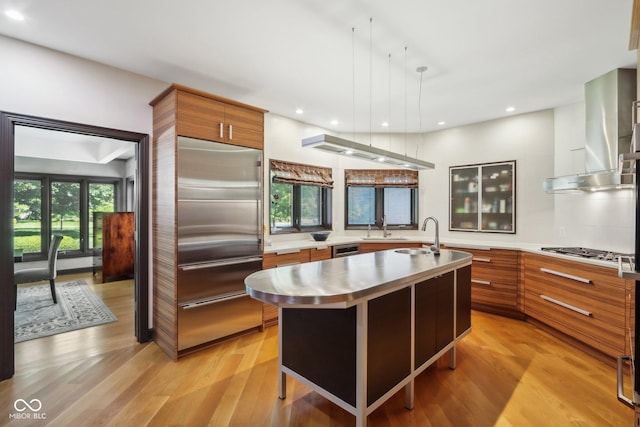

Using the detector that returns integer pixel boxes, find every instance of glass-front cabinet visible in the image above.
[449,161,515,233]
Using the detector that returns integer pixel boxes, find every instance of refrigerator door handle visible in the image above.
[617,355,635,408]
[179,256,263,271]
[180,290,248,310]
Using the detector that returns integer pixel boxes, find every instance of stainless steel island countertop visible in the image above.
[244,248,472,308]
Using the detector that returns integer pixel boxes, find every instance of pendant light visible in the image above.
[301,20,435,171]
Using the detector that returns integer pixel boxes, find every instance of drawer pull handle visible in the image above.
[540,294,592,317]
[276,262,301,267]
[540,267,591,284]
[473,257,491,263]
[229,124,233,140]
[275,248,301,255]
[219,122,224,138]
[472,279,491,286]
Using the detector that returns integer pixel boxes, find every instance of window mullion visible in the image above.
[376,187,384,226]
[80,179,88,254]
[292,185,301,230]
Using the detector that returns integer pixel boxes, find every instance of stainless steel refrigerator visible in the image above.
[176,136,263,351]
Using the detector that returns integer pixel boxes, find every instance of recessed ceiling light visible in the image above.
[295,108,304,115]
[330,119,339,126]
[438,121,446,126]
[5,10,25,21]
[505,106,516,113]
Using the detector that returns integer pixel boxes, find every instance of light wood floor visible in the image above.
[0,273,634,426]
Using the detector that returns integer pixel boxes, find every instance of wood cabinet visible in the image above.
[175,89,264,149]
[150,84,266,360]
[262,249,311,328]
[93,212,135,283]
[261,246,335,327]
[359,242,422,254]
[523,252,631,359]
[310,246,331,261]
[444,246,521,317]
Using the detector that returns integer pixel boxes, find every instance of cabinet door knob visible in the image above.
[229,124,233,140]
[219,122,224,139]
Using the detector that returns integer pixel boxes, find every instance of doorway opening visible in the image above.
[0,112,150,381]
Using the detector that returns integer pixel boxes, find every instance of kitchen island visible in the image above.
[245,248,472,427]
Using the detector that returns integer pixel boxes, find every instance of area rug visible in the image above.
[14,280,117,343]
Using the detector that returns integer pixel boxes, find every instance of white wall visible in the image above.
[266,109,558,246]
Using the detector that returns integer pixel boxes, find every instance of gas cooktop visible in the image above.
[541,247,634,263]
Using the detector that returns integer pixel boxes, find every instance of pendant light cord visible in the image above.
[369,17,373,147]
[404,46,408,157]
[417,66,428,158]
[352,27,355,142]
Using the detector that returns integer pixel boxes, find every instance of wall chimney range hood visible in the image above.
[544,68,637,192]
[301,134,435,170]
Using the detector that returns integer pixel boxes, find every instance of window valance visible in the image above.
[270,159,333,188]
[345,169,418,188]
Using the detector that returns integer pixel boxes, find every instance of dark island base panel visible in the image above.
[281,287,412,407]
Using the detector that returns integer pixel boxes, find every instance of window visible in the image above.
[270,160,332,233]
[51,180,81,251]
[13,173,119,259]
[13,178,43,255]
[345,169,418,230]
[89,183,116,249]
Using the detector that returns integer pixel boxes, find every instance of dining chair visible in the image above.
[14,234,64,310]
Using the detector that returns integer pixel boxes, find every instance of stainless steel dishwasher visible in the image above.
[331,243,360,258]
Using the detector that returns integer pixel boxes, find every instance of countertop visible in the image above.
[264,233,626,270]
[245,248,472,308]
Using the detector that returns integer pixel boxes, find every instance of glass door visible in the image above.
[449,165,479,231]
[450,161,515,233]
[480,162,515,232]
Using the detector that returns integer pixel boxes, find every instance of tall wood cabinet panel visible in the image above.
[150,84,267,360]
[98,212,135,283]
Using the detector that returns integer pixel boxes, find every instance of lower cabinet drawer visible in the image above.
[523,252,628,358]
[524,288,625,357]
[177,294,263,351]
[471,281,518,310]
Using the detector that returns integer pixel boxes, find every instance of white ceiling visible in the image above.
[0,0,637,135]
[14,126,135,163]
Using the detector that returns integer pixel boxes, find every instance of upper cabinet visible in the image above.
[151,83,267,150]
[450,161,516,233]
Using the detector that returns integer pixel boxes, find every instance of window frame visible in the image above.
[269,159,333,235]
[270,181,332,234]
[344,170,419,231]
[14,172,121,260]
